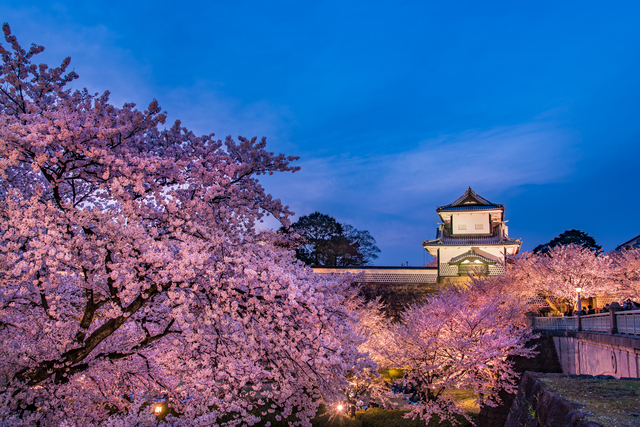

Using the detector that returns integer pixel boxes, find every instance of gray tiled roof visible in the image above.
[437,205,502,211]
[423,235,521,246]
[615,234,640,251]
[437,187,503,212]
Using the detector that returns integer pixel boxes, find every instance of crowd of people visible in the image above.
[564,298,640,316]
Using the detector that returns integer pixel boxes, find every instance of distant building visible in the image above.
[422,187,522,284]
[615,234,640,251]
[313,187,521,313]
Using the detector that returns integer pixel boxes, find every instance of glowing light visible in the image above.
[154,405,163,414]
[337,404,344,411]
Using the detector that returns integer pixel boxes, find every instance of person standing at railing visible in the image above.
[579,307,588,316]
[587,305,595,315]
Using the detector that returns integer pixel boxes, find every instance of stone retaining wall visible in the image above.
[504,372,602,427]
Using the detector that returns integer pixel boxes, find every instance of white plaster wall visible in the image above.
[438,246,464,263]
[451,212,490,235]
[473,247,504,260]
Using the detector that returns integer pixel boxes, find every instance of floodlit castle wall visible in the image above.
[451,212,490,235]
[438,246,464,264]
[473,246,506,260]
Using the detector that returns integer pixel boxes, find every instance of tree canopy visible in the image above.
[287,212,380,266]
[0,25,372,426]
[506,245,614,312]
[368,278,535,425]
[533,229,602,255]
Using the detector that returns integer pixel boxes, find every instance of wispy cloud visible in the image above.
[371,123,578,211]
[262,122,579,219]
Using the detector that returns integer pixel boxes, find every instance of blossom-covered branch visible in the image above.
[0,24,372,426]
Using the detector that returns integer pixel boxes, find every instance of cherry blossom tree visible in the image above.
[372,280,536,426]
[610,247,640,300]
[540,244,614,305]
[343,294,390,402]
[0,25,373,426]
[504,245,615,312]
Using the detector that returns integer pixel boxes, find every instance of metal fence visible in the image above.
[533,310,640,336]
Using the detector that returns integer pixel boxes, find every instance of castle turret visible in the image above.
[422,187,521,283]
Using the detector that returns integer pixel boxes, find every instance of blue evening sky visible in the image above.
[3,1,640,265]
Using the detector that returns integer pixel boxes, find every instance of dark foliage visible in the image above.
[264,405,472,427]
[285,212,380,266]
[533,229,602,255]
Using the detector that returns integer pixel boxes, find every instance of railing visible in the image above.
[533,316,578,331]
[440,224,501,239]
[534,310,640,336]
[616,310,640,335]
[581,313,611,333]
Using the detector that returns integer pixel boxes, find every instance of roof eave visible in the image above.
[436,205,505,212]
[422,242,522,247]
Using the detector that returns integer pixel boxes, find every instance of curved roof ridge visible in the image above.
[448,249,498,264]
[437,187,503,211]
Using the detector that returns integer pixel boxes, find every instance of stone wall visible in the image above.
[504,372,601,427]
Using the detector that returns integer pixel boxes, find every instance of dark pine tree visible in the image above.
[533,229,602,255]
[285,212,380,266]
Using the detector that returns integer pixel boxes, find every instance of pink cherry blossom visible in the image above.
[371,279,537,426]
[0,25,373,426]
[502,245,615,311]
[610,247,640,300]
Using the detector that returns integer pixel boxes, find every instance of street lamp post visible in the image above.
[574,279,582,314]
